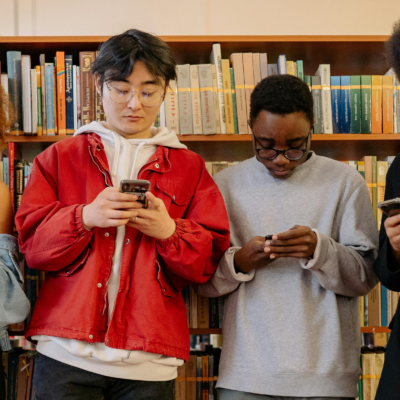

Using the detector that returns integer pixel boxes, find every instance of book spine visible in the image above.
[372,155,377,224]
[8,143,15,215]
[296,60,304,81]
[230,68,239,134]
[350,76,361,133]
[198,295,209,329]
[202,355,209,400]
[65,55,74,134]
[383,75,394,133]
[368,282,381,327]
[311,76,324,134]
[277,55,287,74]
[3,158,9,188]
[196,356,203,400]
[341,76,351,133]
[39,55,47,135]
[79,52,96,125]
[260,53,268,79]
[35,66,43,135]
[177,64,193,135]
[371,76,382,134]
[21,55,32,135]
[286,61,295,76]
[165,79,180,134]
[7,52,23,135]
[242,53,254,132]
[330,76,341,133]
[396,80,400,133]
[252,53,261,86]
[56,52,66,134]
[76,67,81,128]
[316,64,333,133]
[222,60,235,134]
[210,44,226,134]
[15,161,23,212]
[53,65,58,134]
[7,352,18,400]
[189,65,203,135]
[30,69,38,135]
[361,76,372,134]
[211,65,221,134]
[230,54,248,134]
[381,285,388,327]
[198,65,216,135]
[45,64,55,135]
[209,298,219,328]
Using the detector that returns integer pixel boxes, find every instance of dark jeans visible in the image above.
[33,353,175,400]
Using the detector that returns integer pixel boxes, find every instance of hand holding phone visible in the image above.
[120,179,151,209]
[378,198,400,217]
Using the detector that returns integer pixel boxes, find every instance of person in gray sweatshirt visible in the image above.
[198,75,379,400]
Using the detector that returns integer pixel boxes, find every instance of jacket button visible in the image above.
[155,163,160,169]
[97,283,102,288]
[173,195,176,200]
[97,147,101,151]
[105,232,109,237]
[125,239,130,245]
[163,287,167,292]
[89,335,93,339]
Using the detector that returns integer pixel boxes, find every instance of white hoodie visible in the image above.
[34,122,187,381]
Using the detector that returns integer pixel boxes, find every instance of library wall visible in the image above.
[0,0,400,36]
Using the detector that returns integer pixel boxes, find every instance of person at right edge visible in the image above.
[373,19,400,400]
[198,74,379,400]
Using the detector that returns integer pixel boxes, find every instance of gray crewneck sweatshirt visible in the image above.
[198,153,379,398]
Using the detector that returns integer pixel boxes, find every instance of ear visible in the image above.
[94,74,102,96]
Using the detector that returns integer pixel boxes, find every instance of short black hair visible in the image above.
[386,19,400,80]
[250,74,314,127]
[92,29,177,89]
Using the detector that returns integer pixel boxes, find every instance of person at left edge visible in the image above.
[15,29,230,400]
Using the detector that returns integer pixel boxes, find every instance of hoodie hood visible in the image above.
[73,121,187,183]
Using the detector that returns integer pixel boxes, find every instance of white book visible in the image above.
[189,65,203,135]
[76,67,81,129]
[260,53,268,79]
[30,69,38,134]
[165,79,180,134]
[211,64,221,134]
[252,53,261,86]
[177,64,193,135]
[315,64,333,134]
[21,55,32,134]
[159,101,166,128]
[277,55,287,75]
[210,43,227,134]
[73,65,78,131]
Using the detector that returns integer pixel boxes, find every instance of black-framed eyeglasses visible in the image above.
[253,132,310,161]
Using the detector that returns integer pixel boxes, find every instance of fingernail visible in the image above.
[265,241,271,245]
[272,235,278,240]
[264,247,270,253]
[270,255,275,259]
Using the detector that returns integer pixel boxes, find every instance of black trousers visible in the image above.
[33,353,175,400]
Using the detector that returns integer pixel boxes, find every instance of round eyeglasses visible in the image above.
[253,132,310,161]
[105,82,165,107]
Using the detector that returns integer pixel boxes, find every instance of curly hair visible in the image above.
[0,84,14,149]
[249,74,314,127]
[386,19,400,80]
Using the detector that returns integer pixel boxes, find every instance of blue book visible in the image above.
[6,51,23,135]
[331,76,342,133]
[7,351,18,399]
[3,157,9,188]
[381,285,388,327]
[45,63,55,135]
[65,55,74,134]
[277,55,287,75]
[341,76,351,133]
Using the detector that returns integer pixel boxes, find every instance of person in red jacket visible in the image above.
[16,29,230,400]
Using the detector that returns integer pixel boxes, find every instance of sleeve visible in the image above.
[15,151,94,272]
[298,182,379,297]
[197,247,255,297]
[373,156,400,291]
[155,164,230,292]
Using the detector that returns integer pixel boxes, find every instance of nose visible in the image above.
[273,153,290,165]
[127,92,142,110]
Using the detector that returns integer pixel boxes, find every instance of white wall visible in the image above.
[1,0,400,36]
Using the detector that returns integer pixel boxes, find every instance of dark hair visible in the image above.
[92,29,177,89]
[249,74,314,127]
[386,19,400,80]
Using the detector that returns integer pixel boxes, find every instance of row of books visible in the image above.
[2,50,103,136]
[358,347,386,400]
[311,71,400,134]
[2,349,36,400]
[175,345,221,400]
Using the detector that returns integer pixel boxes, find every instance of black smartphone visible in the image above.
[120,179,151,209]
[378,198,400,217]
[265,235,274,240]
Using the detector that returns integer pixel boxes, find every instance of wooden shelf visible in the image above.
[189,329,222,335]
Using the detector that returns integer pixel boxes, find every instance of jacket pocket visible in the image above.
[155,260,177,298]
[56,248,90,277]
[156,180,190,207]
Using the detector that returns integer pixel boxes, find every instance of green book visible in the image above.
[311,76,324,134]
[304,75,311,91]
[361,75,371,133]
[37,85,43,133]
[350,75,361,133]
[230,68,239,135]
[358,356,363,400]
[296,60,304,81]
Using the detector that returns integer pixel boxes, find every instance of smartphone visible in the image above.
[378,198,400,217]
[120,179,151,209]
[265,235,274,240]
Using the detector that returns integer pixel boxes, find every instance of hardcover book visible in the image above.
[221,60,235,134]
[230,68,239,134]
[198,64,217,135]
[252,53,261,86]
[21,55,32,135]
[371,76,382,134]
[330,76,341,133]
[210,44,226,134]
[350,75,361,133]
[260,53,268,79]
[361,75,372,134]
[56,52,66,134]
[211,64,221,134]
[65,55,75,134]
[39,54,47,135]
[7,51,23,135]
[30,69,38,135]
[311,76,324,134]
[382,75,394,133]
[79,51,96,126]
[316,64,333,133]
[189,65,203,135]
[165,79,180,134]
[277,55,287,74]
[177,64,193,135]
[242,53,255,132]
[45,63,55,135]
[35,66,43,135]
[341,76,351,133]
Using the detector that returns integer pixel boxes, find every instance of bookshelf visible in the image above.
[2,35,396,335]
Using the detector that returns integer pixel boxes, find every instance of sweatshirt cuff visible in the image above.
[222,247,256,283]
[299,229,328,271]
[0,329,12,352]
[75,205,94,236]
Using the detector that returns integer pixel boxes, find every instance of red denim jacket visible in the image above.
[15,133,230,361]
